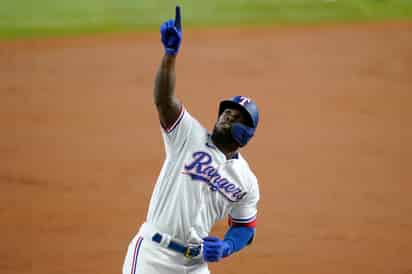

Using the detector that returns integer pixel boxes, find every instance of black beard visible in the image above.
[211,125,236,145]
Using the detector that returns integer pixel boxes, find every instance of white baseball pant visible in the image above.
[122,223,210,274]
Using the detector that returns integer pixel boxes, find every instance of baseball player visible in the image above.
[122,6,260,274]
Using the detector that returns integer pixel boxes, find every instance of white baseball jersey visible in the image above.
[123,106,260,274]
[146,106,260,242]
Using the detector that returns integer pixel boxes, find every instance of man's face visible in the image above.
[216,108,246,131]
[212,108,246,144]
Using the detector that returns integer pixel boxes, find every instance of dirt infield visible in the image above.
[1,22,411,274]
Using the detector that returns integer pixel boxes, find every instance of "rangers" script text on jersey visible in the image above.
[183,151,247,202]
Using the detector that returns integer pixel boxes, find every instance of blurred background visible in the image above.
[1,1,411,274]
[1,0,412,39]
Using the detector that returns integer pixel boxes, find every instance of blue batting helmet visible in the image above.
[218,96,259,146]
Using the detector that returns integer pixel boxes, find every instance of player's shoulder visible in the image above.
[183,109,206,129]
[236,154,258,185]
[232,154,259,201]
[170,107,207,138]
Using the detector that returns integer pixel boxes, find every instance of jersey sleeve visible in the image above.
[160,106,197,153]
[228,181,260,228]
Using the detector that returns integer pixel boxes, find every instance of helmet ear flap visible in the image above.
[231,123,254,147]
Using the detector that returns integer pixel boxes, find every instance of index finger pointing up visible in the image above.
[174,6,181,30]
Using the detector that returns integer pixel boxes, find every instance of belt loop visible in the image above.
[159,233,171,248]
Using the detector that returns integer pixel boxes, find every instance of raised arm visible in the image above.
[154,6,183,130]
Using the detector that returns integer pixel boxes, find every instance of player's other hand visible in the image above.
[202,236,233,262]
[160,6,182,56]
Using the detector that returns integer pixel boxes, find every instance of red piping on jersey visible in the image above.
[162,106,185,133]
[228,216,257,228]
[131,237,143,274]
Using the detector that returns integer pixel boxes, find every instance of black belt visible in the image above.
[152,233,201,258]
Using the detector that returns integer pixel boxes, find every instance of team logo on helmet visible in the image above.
[238,96,251,106]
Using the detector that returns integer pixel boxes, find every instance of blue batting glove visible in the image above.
[202,236,233,262]
[160,6,182,56]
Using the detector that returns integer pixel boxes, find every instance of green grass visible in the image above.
[1,0,412,39]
